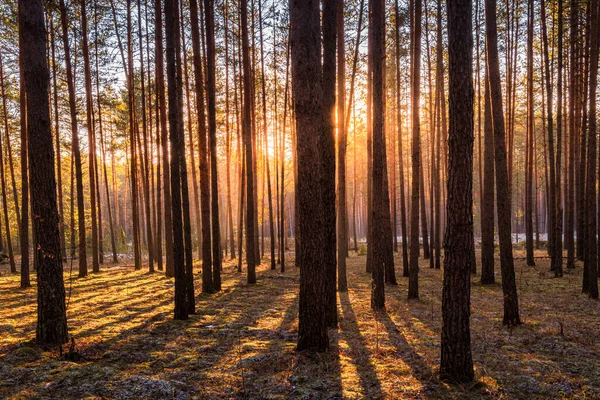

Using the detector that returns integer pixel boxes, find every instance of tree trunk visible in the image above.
[18,1,29,283]
[156,0,174,277]
[540,0,560,276]
[241,0,256,284]
[395,0,409,277]
[440,0,475,382]
[80,0,100,273]
[190,0,214,293]
[20,0,68,345]
[583,0,598,298]
[525,0,535,266]
[205,0,222,291]
[165,0,189,320]
[480,73,495,284]
[337,0,348,292]
[59,0,87,278]
[370,0,386,309]
[125,0,141,271]
[0,51,16,274]
[408,0,422,300]
[291,0,328,351]
[485,0,520,326]
[322,0,338,327]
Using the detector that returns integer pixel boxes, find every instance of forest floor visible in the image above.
[0,249,599,399]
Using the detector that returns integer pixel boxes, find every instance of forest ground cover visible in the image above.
[0,250,599,399]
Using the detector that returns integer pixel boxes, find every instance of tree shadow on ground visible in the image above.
[339,291,385,399]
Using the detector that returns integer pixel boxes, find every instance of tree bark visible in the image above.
[205,0,222,291]
[165,0,189,320]
[20,0,68,345]
[370,0,386,309]
[583,0,598,298]
[485,0,520,326]
[242,0,256,284]
[59,0,87,278]
[322,0,338,327]
[337,0,348,292]
[190,0,214,293]
[480,73,495,284]
[408,0,422,300]
[291,0,328,351]
[440,0,475,383]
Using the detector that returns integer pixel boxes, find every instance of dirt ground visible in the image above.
[0,250,599,399]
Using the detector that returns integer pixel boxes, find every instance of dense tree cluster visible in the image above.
[3,0,599,384]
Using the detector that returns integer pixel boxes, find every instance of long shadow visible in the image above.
[73,292,173,339]
[82,272,294,367]
[378,310,450,395]
[2,265,301,399]
[0,273,155,313]
[235,292,300,398]
[339,291,385,399]
[2,280,169,323]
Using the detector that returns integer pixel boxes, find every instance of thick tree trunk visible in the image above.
[20,0,68,345]
[291,0,328,351]
[370,0,386,309]
[440,0,475,383]
[322,0,338,327]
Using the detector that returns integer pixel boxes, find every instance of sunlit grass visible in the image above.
[1,249,599,399]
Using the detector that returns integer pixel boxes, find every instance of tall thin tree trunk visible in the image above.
[18,1,30,282]
[190,0,214,293]
[126,0,141,270]
[480,73,495,284]
[582,0,598,298]
[337,0,348,292]
[485,0,521,325]
[408,0,422,300]
[525,0,535,266]
[81,0,100,273]
[541,0,559,275]
[370,0,386,309]
[156,0,174,277]
[59,0,87,278]
[205,0,222,290]
[165,0,189,320]
[241,0,256,284]
[395,0,409,277]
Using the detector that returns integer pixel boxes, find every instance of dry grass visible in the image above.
[0,250,599,399]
